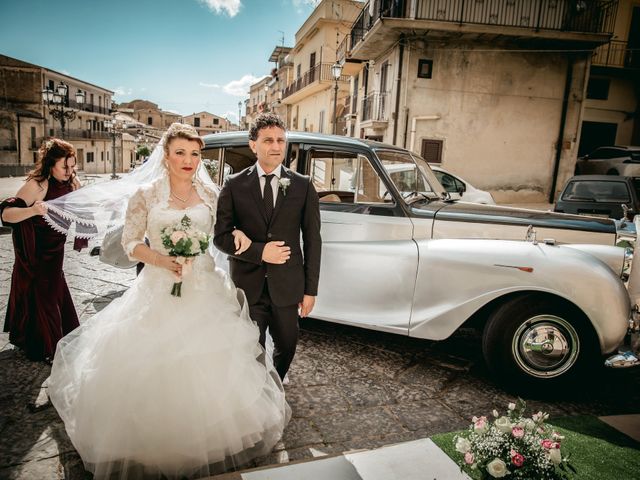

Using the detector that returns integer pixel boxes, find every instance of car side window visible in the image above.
[435,171,457,193]
[309,150,388,204]
[218,146,255,184]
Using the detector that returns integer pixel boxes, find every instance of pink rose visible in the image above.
[512,426,524,438]
[541,439,554,449]
[511,452,525,468]
[464,452,474,465]
[170,230,187,244]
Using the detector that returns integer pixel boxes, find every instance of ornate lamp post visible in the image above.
[238,100,242,130]
[42,82,85,138]
[104,117,123,180]
[330,62,343,135]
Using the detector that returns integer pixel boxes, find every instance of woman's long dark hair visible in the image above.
[27,138,76,183]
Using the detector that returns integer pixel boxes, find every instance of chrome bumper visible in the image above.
[605,308,640,368]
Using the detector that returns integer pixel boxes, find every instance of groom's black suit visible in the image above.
[214,163,321,379]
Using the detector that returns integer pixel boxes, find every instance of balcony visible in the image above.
[281,63,350,104]
[349,0,618,60]
[592,40,639,69]
[40,129,112,142]
[360,91,389,129]
[45,99,112,116]
[0,139,17,152]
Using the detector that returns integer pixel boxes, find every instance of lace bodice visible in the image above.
[121,177,217,259]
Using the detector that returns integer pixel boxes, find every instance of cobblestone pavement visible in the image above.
[1,235,639,479]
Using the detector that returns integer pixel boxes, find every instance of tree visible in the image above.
[136,145,151,158]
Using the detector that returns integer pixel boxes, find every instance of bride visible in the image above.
[47,123,290,479]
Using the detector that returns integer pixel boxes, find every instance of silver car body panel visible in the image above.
[408,238,629,354]
[314,210,418,333]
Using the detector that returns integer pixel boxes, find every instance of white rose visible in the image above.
[523,418,536,431]
[455,437,472,454]
[494,416,512,434]
[508,402,516,411]
[486,458,509,478]
[549,448,562,465]
[492,409,499,418]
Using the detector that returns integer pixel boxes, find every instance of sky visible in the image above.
[0,0,322,121]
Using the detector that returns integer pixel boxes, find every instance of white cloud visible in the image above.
[199,82,221,88]
[113,86,133,96]
[197,0,241,17]
[223,74,267,97]
[224,110,239,121]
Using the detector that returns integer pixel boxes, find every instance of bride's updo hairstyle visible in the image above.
[163,123,204,156]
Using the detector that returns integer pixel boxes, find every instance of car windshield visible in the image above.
[562,180,631,203]
[375,150,445,199]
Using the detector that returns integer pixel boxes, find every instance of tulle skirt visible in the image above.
[48,258,290,479]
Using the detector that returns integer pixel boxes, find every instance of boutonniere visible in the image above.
[278,178,291,196]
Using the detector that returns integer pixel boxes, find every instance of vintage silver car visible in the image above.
[202,132,638,390]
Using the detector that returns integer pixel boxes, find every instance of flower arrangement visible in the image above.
[453,399,575,479]
[160,215,210,297]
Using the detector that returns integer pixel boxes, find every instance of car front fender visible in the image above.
[409,239,630,355]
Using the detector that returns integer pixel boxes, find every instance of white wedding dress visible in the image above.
[48,179,290,479]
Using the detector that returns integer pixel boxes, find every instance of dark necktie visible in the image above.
[263,174,274,219]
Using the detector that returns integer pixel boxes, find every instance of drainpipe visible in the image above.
[392,34,405,146]
[409,115,441,154]
[549,55,574,204]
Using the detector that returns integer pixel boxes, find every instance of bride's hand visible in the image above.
[155,253,182,276]
[232,229,252,255]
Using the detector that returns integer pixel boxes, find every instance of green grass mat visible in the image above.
[431,415,640,480]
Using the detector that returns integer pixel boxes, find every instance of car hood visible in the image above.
[432,202,616,234]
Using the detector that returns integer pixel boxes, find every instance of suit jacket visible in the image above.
[214,164,321,307]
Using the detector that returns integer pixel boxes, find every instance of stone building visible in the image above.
[183,111,232,135]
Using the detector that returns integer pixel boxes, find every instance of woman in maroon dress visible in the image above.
[0,138,83,362]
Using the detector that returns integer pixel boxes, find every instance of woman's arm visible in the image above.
[1,179,47,224]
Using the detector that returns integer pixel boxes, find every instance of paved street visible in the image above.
[1,234,639,479]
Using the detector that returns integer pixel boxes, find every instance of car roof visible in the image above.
[566,175,636,181]
[592,145,640,152]
[202,130,409,153]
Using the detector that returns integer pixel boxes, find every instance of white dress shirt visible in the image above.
[255,163,281,208]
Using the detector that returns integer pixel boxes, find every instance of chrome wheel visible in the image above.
[512,315,580,379]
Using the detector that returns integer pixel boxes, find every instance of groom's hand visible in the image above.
[299,295,315,317]
[262,241,291,264]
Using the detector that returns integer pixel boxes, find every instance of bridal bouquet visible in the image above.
[453,399,575,479]
[160,214,210,297]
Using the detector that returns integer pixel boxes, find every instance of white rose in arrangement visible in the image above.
[494,416,512,434]
[486,458,509,478]
[548,448,562,465]
[455,436,472,454]
[508,402,516,411]
[523,418,536,431]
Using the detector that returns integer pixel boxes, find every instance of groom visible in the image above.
[214,113,321,380]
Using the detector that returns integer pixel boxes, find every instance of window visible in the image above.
[296,64,301,79]
[101,151,104,162]
[417,59,433,79]
[421,139,443,163]
[352,74,359,113]
[86,152,94,163]
[219,146,255,181]
[319,110,325,134]
[194,117,200,127]
[213,118,219,125]
[433,171,464,193]
[30,127,36,149]
[309,150,387,204]
[562,180,630,203]
[587,77,610,100]
[147,116,153,125]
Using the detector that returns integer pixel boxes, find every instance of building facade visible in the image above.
[340,0,620,203]
[280,0,363,134]
[581,0,639,155]
[0,54,118,175]
[183,111,232,135]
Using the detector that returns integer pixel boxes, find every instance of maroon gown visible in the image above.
[1,178,84,361]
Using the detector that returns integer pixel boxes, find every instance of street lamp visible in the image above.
[238,101,242,130]
[330,62,343,135]
[104,117,123,180]
[42,81,85,138]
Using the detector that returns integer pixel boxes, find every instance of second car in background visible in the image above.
[429,164,496,204]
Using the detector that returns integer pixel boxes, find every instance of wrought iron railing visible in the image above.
[592,40,637,68]
[39,129,112,141]
[361,92,389,122]
[351,0,618,48]
[282,63,350,100]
